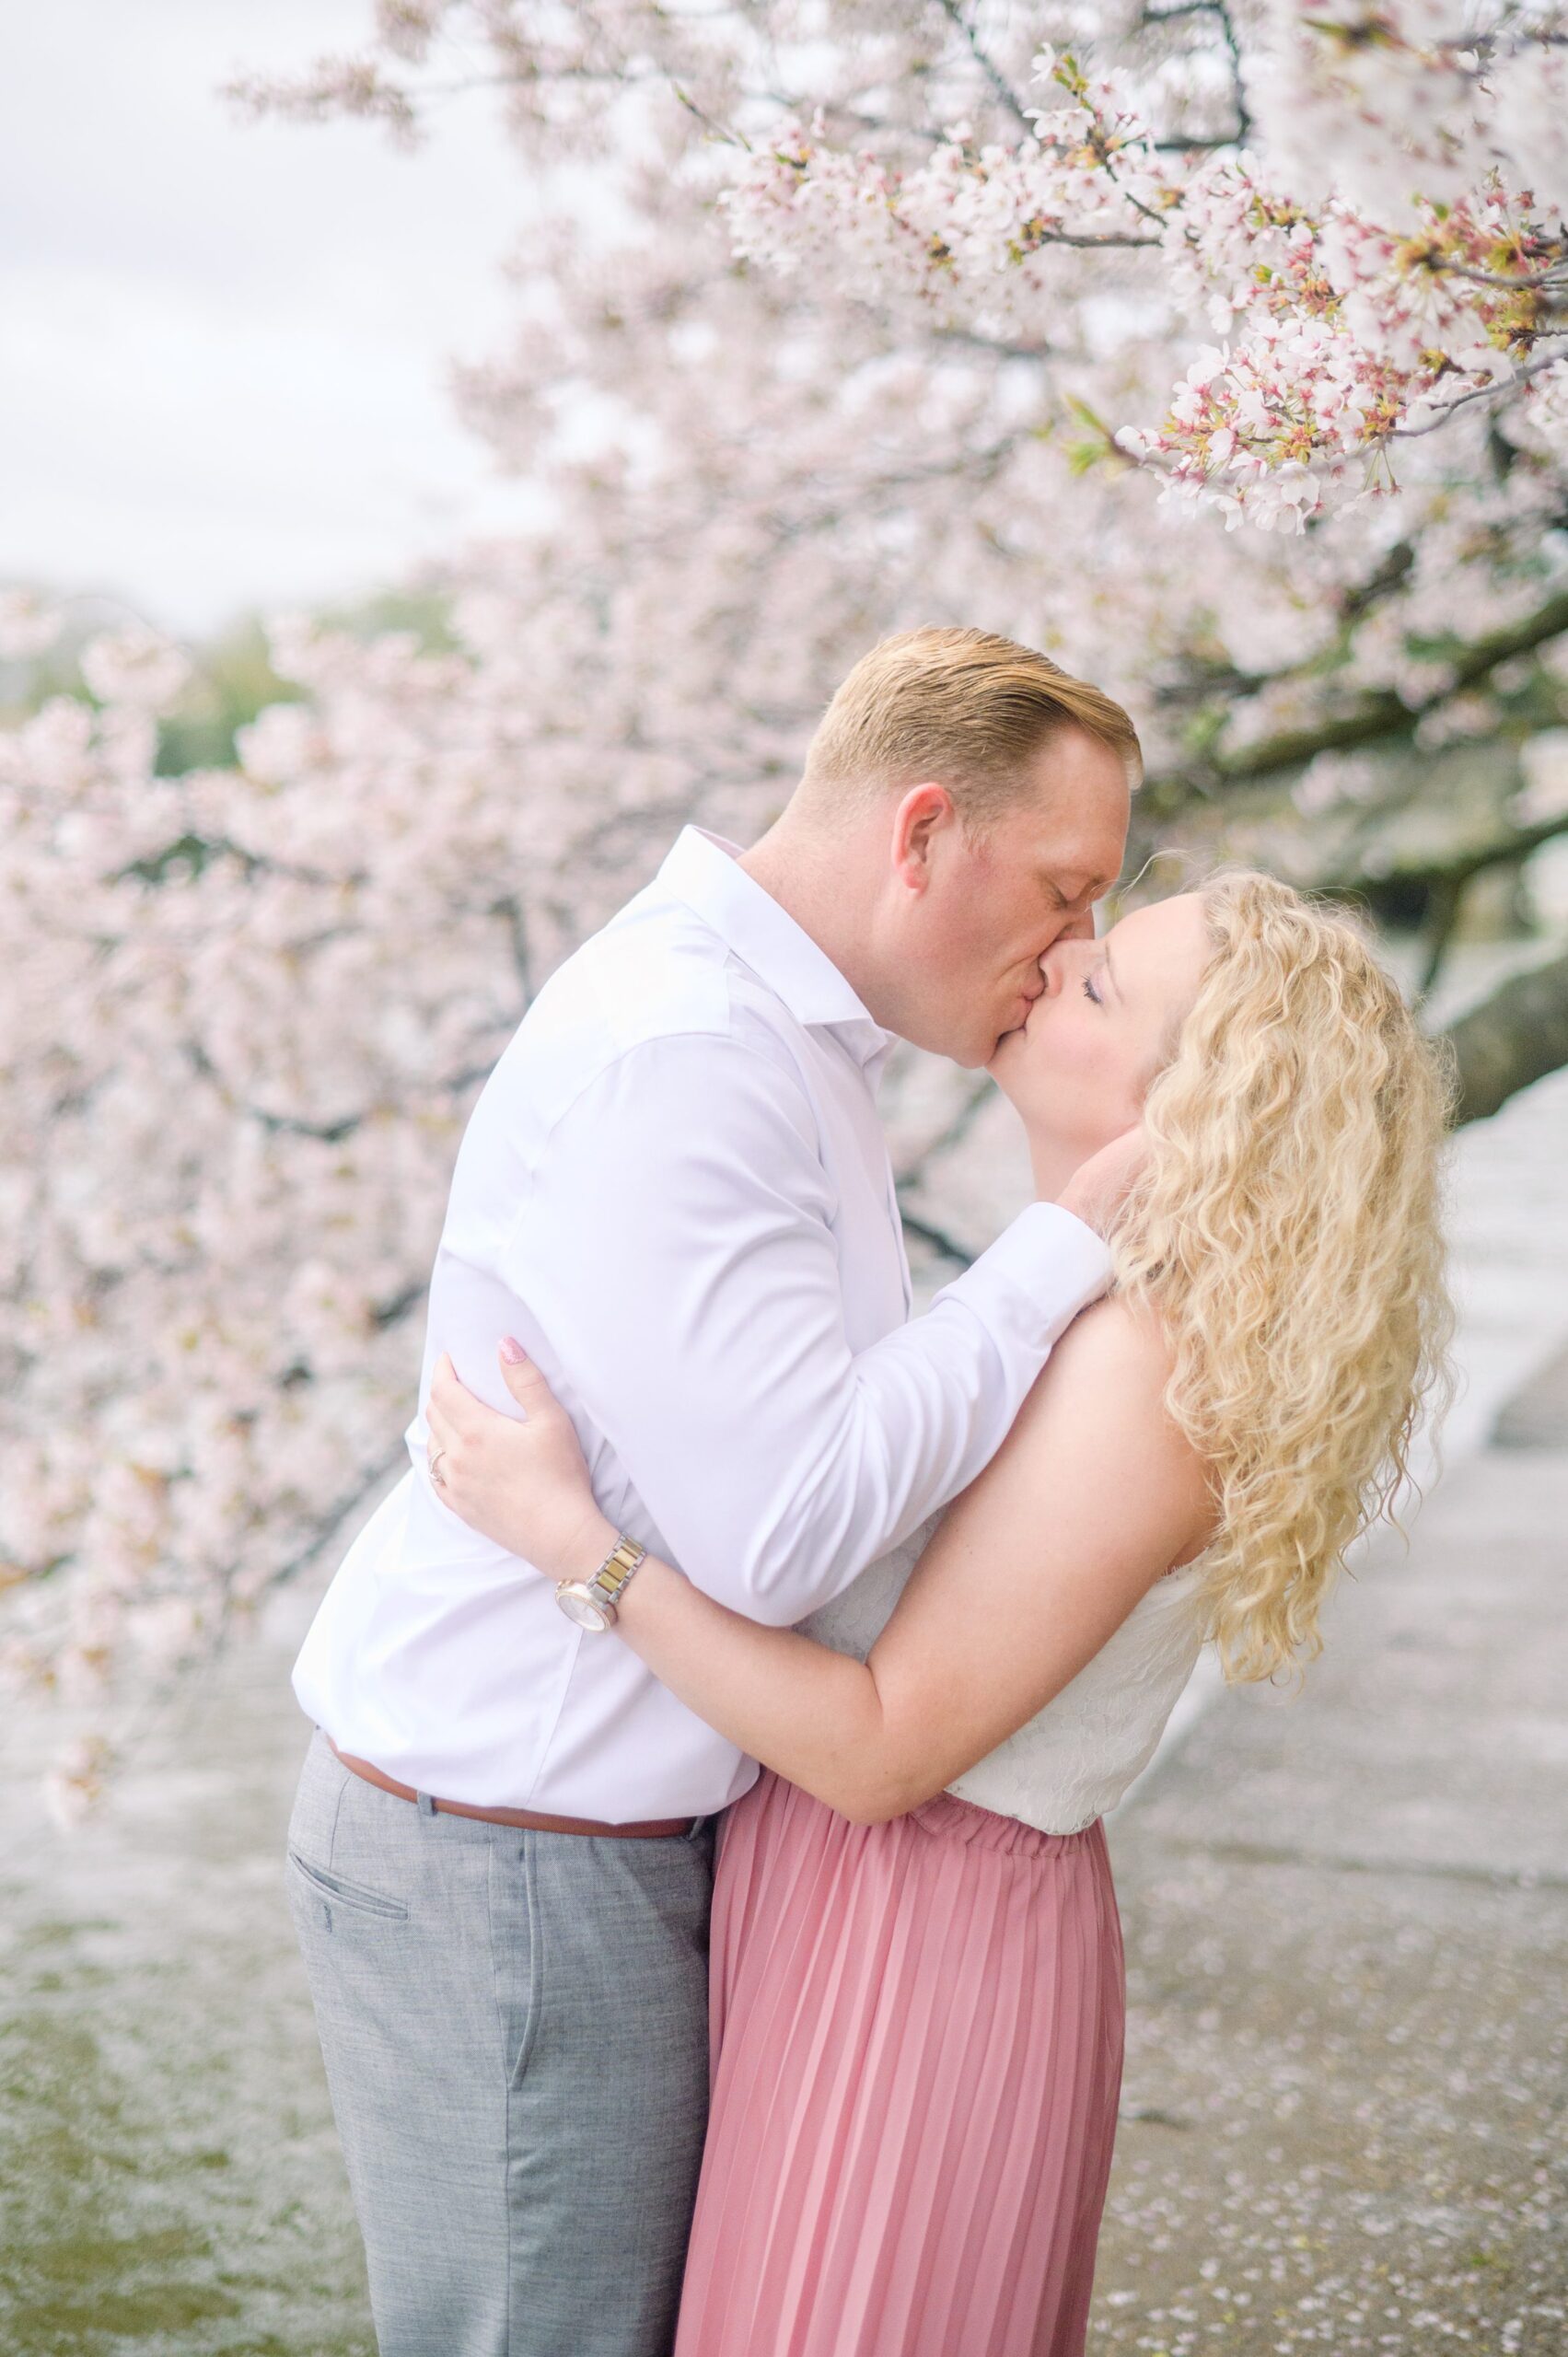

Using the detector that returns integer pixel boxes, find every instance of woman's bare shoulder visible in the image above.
[1008,1289,1206,1499]
[1032,1291,1178,1403]
[1012,1293,1214,1568]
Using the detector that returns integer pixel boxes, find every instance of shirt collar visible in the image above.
[656,826,896,1071]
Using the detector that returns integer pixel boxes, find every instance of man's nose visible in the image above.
[1053,907,1097,945]
[1039,928,1093,994]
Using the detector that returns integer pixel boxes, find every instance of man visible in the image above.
[286,625,1137,2356]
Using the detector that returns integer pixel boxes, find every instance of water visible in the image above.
[2,1048,1564,2354]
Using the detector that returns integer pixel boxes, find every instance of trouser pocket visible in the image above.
[287,1847,409,1921]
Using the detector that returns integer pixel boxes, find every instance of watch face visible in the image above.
[556,1583,610,1633]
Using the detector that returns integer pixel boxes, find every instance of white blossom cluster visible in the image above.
[722,6,1568,528]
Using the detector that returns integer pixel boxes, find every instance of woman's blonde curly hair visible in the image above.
[1112,869,1457,1685]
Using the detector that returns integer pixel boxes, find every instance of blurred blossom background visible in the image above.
[3,4,1565,2351]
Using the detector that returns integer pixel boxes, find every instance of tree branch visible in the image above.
[1321,804,1568,906]
[1415,871,1468,1001]
[934,0,1037,137]
[1141,0,1249,142]
[1174,584,1568,793]
[1443,948,1568,1125]
[1390,352,1568,443]
[897,1207,976,1270]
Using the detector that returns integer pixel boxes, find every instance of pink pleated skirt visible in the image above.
[673,1768,1126,2357]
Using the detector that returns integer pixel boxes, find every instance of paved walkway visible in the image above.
[1091,1385,1568,2356]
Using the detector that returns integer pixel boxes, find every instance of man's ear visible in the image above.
[889,782,954,889]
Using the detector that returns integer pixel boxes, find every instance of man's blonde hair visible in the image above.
[800,626,1142,825]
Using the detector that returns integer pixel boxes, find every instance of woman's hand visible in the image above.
[425,1342,616,1579]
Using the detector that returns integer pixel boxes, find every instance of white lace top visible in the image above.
[798,1511,1213,1836]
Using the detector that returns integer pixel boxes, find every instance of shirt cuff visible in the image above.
[932,1200,1112,1354]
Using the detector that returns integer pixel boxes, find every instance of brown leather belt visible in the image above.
[329,1738,698,1840]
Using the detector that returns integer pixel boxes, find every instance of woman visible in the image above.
[425,870,1454,2357]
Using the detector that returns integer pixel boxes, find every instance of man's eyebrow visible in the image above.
[1043,872,1110,907]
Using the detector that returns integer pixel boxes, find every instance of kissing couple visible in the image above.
[285,627,1452,2357]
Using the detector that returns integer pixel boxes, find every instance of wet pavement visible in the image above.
[0,1624,374,2355]
[1093,1437,1568,2357]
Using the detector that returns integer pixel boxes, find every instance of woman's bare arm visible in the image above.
[441,1301,1214,1823]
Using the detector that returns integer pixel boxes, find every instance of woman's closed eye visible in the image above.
[1082,970,1103,1006]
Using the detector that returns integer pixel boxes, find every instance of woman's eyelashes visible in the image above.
[1082,970,1103,1006]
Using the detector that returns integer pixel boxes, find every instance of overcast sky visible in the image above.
[2,2,540,637]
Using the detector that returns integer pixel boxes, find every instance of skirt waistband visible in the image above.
[906,1787,1102,1856]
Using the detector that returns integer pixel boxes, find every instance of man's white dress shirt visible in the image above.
[292,826,1111,1818]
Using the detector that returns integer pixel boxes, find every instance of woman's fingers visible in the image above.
[432,1353,488,1439]
[427,1355,456,1434]
[425,1345,575,1527]
[495,1338,559,1419]
[425,1356,467,1490]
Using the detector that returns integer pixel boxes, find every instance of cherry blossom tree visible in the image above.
[6,0,1566,1809]
[226,0,1568,965]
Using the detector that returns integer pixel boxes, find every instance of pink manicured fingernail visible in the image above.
[499,1336,527,1364]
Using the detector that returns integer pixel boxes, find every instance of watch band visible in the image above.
[553,1532,650,1632]
[587,1533,647,1615]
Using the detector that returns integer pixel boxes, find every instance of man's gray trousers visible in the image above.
[286,1726,715,2356]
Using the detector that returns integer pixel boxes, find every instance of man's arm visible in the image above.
[500,1029,1109,1626]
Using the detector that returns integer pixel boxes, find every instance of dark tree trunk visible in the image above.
[1442,948,1568,1126]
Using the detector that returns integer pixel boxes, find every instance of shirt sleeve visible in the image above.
[501,1030,1110,1626]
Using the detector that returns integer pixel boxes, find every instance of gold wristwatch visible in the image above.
[554,1533,647,1633]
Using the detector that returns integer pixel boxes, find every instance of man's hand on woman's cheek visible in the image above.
[1053,1121,1148,1238]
